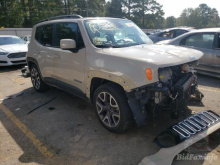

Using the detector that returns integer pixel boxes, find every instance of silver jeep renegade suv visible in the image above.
[27,15,204,133]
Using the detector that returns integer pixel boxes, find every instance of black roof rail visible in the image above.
[38,15,83,23]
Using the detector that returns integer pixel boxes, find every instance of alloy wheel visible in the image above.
[96,92,120,127]
[31,68,40,90]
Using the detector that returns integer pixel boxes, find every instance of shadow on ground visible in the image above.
[0,65,26,73]
[197,74,220,89]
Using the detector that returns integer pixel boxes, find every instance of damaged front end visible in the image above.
[126,63,204,127]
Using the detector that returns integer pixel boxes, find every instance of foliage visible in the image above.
[0,1,219,29]
[165,16,176,28]
[176,3,219,28]
[0,0,164,28]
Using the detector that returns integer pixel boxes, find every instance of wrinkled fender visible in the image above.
[84,70,135,98]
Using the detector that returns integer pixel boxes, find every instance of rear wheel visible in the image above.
[30,64,48,92]
[94,83,133,133]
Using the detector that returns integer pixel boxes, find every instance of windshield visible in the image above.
[84,19,153,48]
[0,37,26,46]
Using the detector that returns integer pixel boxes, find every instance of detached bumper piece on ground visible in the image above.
[139,110,220,165]
[21,66,30,77]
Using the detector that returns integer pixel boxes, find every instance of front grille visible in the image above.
[0,60,7,63]
[172,110,220,139]
[11,60,26,64]
[7,52,26,58]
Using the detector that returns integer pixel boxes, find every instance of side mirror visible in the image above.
[60,39,76,50]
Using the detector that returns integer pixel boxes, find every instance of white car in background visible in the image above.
[0,35,28,66]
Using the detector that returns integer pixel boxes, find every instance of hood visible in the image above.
[102,44,203,68]
[0,44,28,53]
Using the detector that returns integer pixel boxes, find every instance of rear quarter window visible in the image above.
[35,24,53,47]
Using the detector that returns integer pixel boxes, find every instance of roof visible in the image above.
[191,28,220,33]
[36,15,127,26]
[164,26,194,32]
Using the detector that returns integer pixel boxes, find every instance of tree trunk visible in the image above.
[28,0,33,26]
[67,0,70,14]
[0,0,7,18]
[142,0,145,28]
[128,0,131,18]
[64,0,67,14]
[21,0,28,27]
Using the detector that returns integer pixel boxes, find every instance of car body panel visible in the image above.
[166,28,220,74]
[51,47,86,92]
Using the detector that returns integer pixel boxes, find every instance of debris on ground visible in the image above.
[0,92,23,101]
[21,66,30,77]
[27,97,57,114]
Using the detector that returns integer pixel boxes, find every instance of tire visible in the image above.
[93,83,133,133]
[30,64,48,92]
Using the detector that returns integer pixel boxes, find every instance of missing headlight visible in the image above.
[159,68,172,85]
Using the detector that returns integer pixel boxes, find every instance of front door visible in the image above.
[180,32,215,72]
[51,22,86,93]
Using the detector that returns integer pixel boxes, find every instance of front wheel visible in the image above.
[30,64,48,92]
[94,83,133,133]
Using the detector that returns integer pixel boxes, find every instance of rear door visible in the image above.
[213,33,220,73]
[179,32,215,72]
[34,24,55,80]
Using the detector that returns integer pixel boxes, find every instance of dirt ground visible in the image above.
[0,65,220,165]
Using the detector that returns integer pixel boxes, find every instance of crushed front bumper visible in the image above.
[126,73,203,127]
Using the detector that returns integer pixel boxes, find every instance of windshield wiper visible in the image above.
[126,43,141,47]
[95,45,112,48]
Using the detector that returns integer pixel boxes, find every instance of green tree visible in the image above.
[106,0,124,17]
[176,3,220,28]
[165,16,176,28]
[131,0,164,28]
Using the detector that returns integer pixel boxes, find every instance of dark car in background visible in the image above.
[149,27,194,43]
[158,28,220,77]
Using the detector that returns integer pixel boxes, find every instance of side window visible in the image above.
[159,31,174,38]
[35,27,40,42]
[54,23,84,48]
[180,33,215,49]
[35,24,53,47]
[175,30,187,37]
[216,34,220,49]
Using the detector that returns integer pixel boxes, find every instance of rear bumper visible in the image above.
[126,73,201,127]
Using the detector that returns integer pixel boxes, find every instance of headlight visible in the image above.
[0,52,8,55]
[159,68,172,84]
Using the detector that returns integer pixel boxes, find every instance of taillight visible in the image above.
[146,68,152,80]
